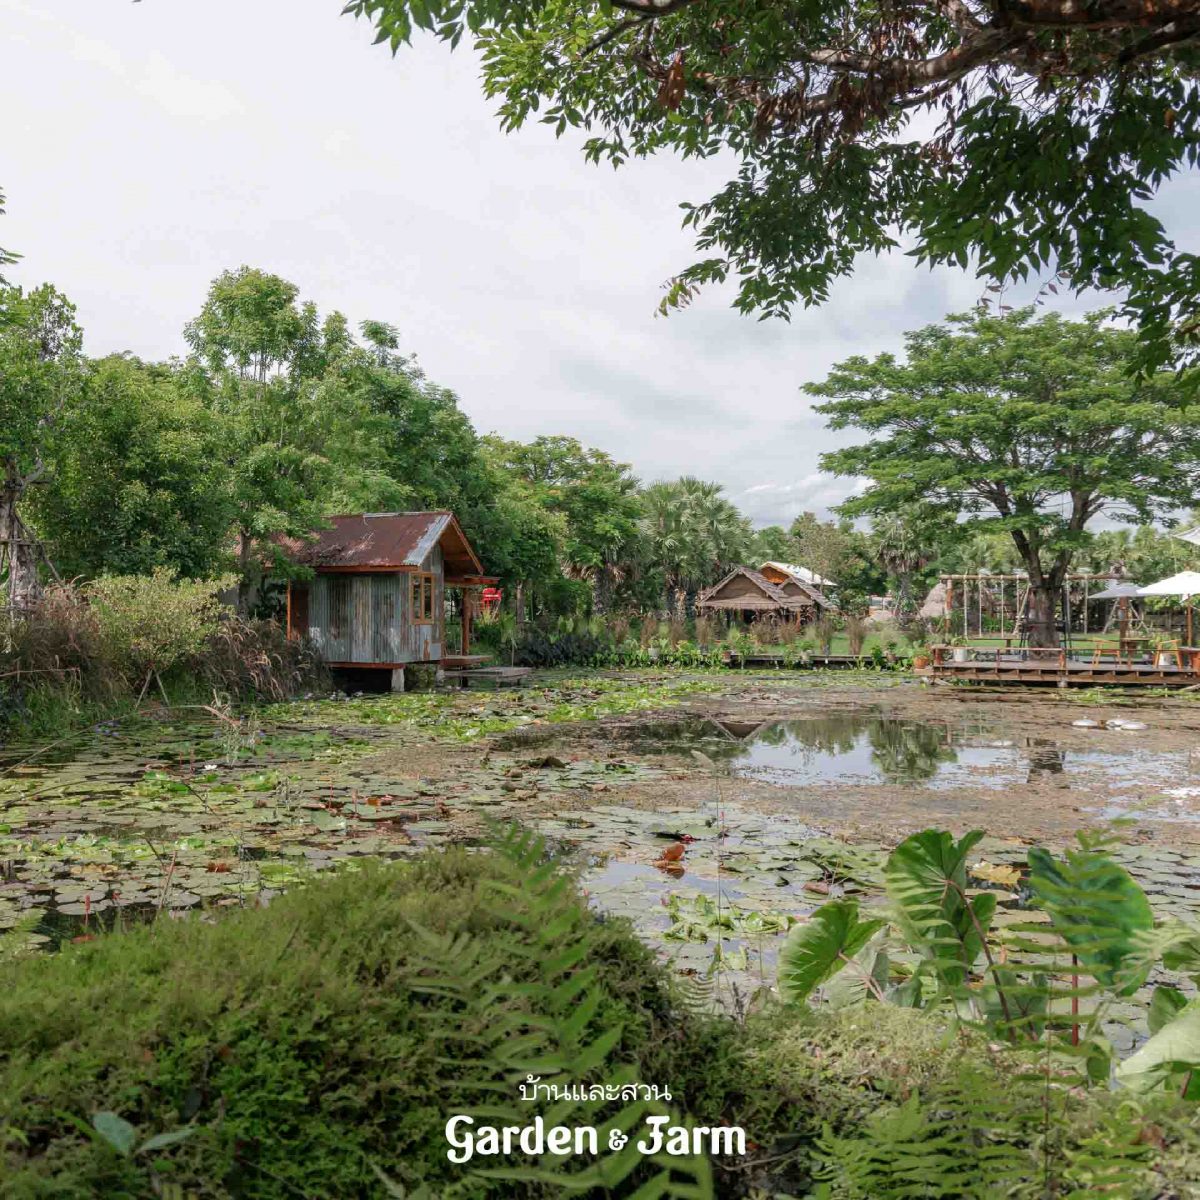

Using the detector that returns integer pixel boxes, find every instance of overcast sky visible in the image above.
[6,0,1199,526]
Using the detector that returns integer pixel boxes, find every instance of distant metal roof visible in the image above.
[761,561,835,587]
[278,512,484,578]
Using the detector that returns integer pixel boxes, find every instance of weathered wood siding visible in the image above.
[307,544,444,664]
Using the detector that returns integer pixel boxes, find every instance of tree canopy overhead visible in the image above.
[346,0,1200,370]
[811,307,1200,643]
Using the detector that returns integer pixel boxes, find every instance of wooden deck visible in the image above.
[723,645,1200,688]
[440,654,491,670]
[924,645,1200,688]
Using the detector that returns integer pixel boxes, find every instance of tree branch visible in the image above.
[609,0,699,13]
[582,16,648,55]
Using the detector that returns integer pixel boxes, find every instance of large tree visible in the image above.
[348,0,1200,370]
[0,188,16,285]
[788,511,885,610]
[749,525,799,566]
[183,267,403,611]
[489,434,642,613]
[872,510,942,624]
[812,308,1200,646]
[639,476,751,607]
[0,283,82,611]
[27,355,233,580]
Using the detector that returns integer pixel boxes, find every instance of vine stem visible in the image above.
[947,878,1019,1034]
[1071,954,1080,1047]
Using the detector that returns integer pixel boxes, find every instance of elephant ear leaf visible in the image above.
[778,900,885,1005]
[1117,998,1200,1093]
[1149,986,1189,1036]
[825,931,890,1011]
[1027,844,1153,995]
[885,829,988,986]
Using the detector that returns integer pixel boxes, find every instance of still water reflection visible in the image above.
[620,714,1181,790]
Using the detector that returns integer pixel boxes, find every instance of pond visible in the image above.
[4,677,1200,1047]
[608,713,1200,792]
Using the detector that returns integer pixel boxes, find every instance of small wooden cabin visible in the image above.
[279,512,494,683]
[695,565,833,624]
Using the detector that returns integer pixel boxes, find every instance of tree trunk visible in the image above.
[235,530,259,617]
[1025,582,1060,648]
[592,568,611,617]
[514,581,526,629]
[0,463,43,614]
[895,572,913,627]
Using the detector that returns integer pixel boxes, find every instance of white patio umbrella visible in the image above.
[1138,571,1200,644]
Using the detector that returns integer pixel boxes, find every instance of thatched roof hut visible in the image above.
[695,566,833,618]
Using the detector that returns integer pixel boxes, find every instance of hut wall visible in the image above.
[307,548,444,665]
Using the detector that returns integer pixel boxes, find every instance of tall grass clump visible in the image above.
[812,614,836,655]
[844,614,871,656]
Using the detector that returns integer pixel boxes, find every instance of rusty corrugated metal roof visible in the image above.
[277,512,484,578]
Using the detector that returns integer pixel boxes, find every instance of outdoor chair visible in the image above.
[1154,639,1184,668]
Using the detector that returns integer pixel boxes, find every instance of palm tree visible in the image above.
[872,512,938,624]
[639,477,751,608]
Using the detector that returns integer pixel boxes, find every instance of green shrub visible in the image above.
[86,568,236,692]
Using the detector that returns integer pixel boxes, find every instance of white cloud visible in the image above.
[137,53,246,121]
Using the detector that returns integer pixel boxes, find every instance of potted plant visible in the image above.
[911,643,931,670]
[949,635,971,663]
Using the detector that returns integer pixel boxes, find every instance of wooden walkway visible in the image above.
[723,645,1200,688]
[442,665,533,688]
[723,651,882,670]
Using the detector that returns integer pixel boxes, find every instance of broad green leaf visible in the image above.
[777,900,885,1005]
[1162,930,1200,976]
[884,829,989,987]
[1148,986,1189,1037]
[823,932,889,1011]
[136,1126,197,1155]
[92,1112,137,1156]
[1117,998,1200,1091]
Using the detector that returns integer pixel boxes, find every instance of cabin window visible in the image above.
[411,573,435,624]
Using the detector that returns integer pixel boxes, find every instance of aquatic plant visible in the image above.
[780,829,1200,1100]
